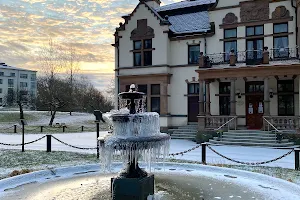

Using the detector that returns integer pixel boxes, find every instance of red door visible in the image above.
[246,95,264,129]
[188,96,199,122]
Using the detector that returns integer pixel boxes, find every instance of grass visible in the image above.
[0,149,99,180]
[0,113,37,123]
[0,124,109,134]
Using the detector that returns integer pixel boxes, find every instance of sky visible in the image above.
[0,0,180,91]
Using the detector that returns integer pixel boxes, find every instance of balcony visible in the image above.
[199,47,300,68]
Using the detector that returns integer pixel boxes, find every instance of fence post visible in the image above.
[46,135,52,152]
[41,126,43,133]
[295,148,300,170]
[63,126,66,133]
[96,121,100,159]
[14,125,17,133]
[81,126,84,132]
[202,143,207,164]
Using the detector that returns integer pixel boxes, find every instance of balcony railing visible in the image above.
[199,47,299,68]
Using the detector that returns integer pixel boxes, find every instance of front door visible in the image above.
[246,95,264,129]
[188,96,199,122]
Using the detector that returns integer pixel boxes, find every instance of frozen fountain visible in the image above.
[98,84,170,199]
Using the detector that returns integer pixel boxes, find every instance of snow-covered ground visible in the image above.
[0,111,95,127]
[0,132,296,169]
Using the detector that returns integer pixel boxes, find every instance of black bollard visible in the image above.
[63,126,66,132]
[96,122,100,159]
[295,148,300,170]
[81,126,84,132]
[21,122,25,152]
[46,135,52,152]
[14,125,17,133]
[41,126,43,133]
[202,143,207,164]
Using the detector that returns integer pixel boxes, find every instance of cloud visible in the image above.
[0,0,178,90]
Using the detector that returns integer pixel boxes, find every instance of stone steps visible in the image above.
[169,124,198,140]
[209,140,295,147]
[210,130,294,147]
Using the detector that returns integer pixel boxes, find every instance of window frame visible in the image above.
[223,28,237,62]
[219,82,231,116]
[246,25,264,37]
[188,45,200,64]
[277,80,294,116]
[133,39,153,67]
[273,23,289,58]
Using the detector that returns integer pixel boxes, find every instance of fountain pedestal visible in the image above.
[111,174,154,200]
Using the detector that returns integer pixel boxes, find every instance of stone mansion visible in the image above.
[113,0,300,131]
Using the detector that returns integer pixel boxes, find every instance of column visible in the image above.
[205,81,211,115]
[198,80,205,130]
[230,78,237,116]
[160,83,168,115]
[199,80,205,116]
[264,77,270,116]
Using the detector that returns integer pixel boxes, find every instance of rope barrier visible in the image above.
[207,145,294,165]
[51,135,97,150]
[0,125,16,131]
[169,144,201,156]
[0,135,46,146]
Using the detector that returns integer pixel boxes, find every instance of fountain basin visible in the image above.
[1,163,300,200]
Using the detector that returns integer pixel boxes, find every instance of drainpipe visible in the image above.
[291,0,298,57]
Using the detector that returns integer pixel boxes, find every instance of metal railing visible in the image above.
[204,47,299,66]
[263,117,282,134]
[214,116,238,131]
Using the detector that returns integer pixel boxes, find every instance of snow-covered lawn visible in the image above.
[0,111,96,127]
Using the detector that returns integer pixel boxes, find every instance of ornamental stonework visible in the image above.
[272,6,290,19]
[131,19,155,40]
[240,0,269,22]
[222,13,238,24]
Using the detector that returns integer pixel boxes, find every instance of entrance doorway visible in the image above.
[245,82,264,129]
[246,39,263,65]
[188,96,199,122]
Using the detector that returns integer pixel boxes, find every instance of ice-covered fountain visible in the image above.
[98,84,170,199]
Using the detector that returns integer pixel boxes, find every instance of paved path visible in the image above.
[0,133,296,169]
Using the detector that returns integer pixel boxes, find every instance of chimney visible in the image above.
[141,0,161,9]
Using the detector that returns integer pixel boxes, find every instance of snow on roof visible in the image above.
[0,64,36,72]
[168,11,210,34]
[156,0,216,12]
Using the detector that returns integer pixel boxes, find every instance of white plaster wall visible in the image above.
[160,116,169,128]
[236,78,246,116]
[210,81,219,115]
[169,117,187,127]
[169,39,205,66]
[169,66,198,116]
[118,66,169,76]
[207,7,240,54]
[118,4,169,68]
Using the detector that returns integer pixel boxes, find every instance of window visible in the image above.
[31,82,36,89]
[31,74,36,81]
[138,84,147,111]
[188,83,199,94]
[151,84,160,95]
[0,72,3,76]
[151,84,160,114]
[133,39,153,66]
[0,98,2,104]
[0,88,2,93]
[151,97,160,114]
[10,73,15,77]
[246,25,264,36]
[278,80,294,116]
[188,45,200,64]
[219,82,230,115]
[224,29,237,62]
[274,23,289,58]
[0,79,2,84]
[20,74,28,79]
[246,82,264,93]
[20,82,28,88]
[8,79,14,87]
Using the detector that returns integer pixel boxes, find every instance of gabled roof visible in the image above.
[156,0,216,12]
[168,11,210,34]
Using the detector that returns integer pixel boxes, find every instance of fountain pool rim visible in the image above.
[1,162,300,199]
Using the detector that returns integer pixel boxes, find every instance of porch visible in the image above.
[195,47,300,132]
